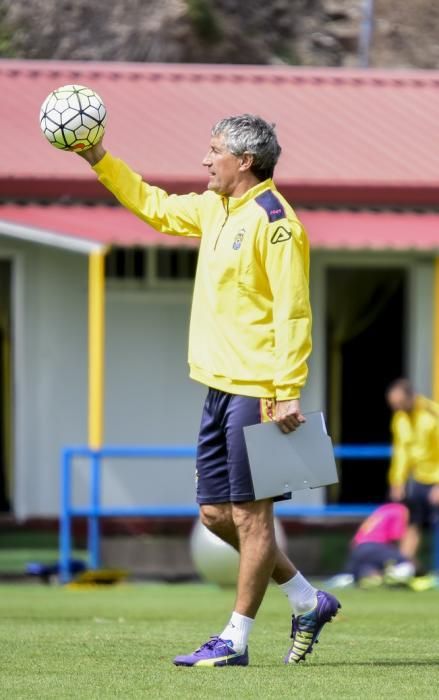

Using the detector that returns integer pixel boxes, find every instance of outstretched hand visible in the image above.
[75,140,106,166]
[390,484,406,502]
[275,399,306,434]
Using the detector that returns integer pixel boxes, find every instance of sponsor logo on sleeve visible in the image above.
[270,225,292,244]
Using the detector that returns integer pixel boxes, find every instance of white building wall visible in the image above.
[100,290,205,509]
[12,244,89,518]
[10,242,435,517]
[408,258,434,394]
[6,241,327,516]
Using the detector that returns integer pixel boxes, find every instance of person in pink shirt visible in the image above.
[344,503,415,584]
[353,503,408,547]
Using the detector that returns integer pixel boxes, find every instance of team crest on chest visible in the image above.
[233,228,246,250]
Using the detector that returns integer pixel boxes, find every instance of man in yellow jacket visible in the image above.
[78,114,340,666]
[387,378,439,561]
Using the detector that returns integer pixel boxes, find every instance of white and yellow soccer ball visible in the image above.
[39,84,107,151]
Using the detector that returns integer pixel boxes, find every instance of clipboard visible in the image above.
[243,411,338,501]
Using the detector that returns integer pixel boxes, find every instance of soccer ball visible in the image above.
[190,517,288,587]
[39,84,107,151]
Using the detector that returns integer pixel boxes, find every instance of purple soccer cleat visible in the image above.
[285,590,341,664]
[173,636,249,667]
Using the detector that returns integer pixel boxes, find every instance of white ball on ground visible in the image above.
[190,517,288,587]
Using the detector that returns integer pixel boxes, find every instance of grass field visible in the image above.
[0,530,87,573]
[0,582,438,699]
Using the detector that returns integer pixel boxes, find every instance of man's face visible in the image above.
[202,133,244,196]
[387,387,415,413]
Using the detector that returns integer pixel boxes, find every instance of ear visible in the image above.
[238,152,254,172]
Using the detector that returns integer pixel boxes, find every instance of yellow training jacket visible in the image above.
[94,153,312,400]
[388,395,439,486]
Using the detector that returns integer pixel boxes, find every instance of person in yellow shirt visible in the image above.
[387,378,439,561]
[77,114,340,667]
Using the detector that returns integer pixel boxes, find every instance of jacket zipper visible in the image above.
[213,199,230,250]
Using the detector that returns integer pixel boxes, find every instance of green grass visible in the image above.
[0,583,438,699]
[0,530,86,573]
[0,548,87,573]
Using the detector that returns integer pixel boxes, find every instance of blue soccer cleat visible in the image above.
[285,590,341,664]
[173,636,249,667]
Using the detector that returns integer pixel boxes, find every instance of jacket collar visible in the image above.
[221,178,274,211]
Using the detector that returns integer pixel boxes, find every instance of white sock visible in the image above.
[279,571,318,615]
[220,611,254,653]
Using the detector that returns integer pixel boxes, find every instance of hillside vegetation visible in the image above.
[0,0,438,68]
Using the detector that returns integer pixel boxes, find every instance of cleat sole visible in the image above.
[285,596,341,664]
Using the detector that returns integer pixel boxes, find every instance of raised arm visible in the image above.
[78,141,203,238]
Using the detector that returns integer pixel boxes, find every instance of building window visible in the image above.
[156,249,198,280]
[105,247,198,288]
[105,247,147,280]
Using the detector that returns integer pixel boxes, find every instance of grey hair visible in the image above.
[211,114,281,181]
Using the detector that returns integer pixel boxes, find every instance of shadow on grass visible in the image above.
[294,660,435,668]
[250,659,437,669]
[313,660,437,667]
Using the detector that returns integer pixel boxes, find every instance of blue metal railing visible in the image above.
[59,443,439,582]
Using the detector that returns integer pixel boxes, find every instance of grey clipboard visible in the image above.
[243,411,338,501]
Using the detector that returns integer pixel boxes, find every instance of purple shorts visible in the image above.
[195,388,277,505]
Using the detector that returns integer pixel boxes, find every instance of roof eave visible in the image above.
[0,219,106,254]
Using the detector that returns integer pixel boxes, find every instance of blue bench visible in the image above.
[59,444,439,582]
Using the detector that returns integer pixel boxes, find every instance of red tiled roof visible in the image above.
[1,204,438,251]
[301,209,439,250]
[0,204,197,248]
[1,60,439,206]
